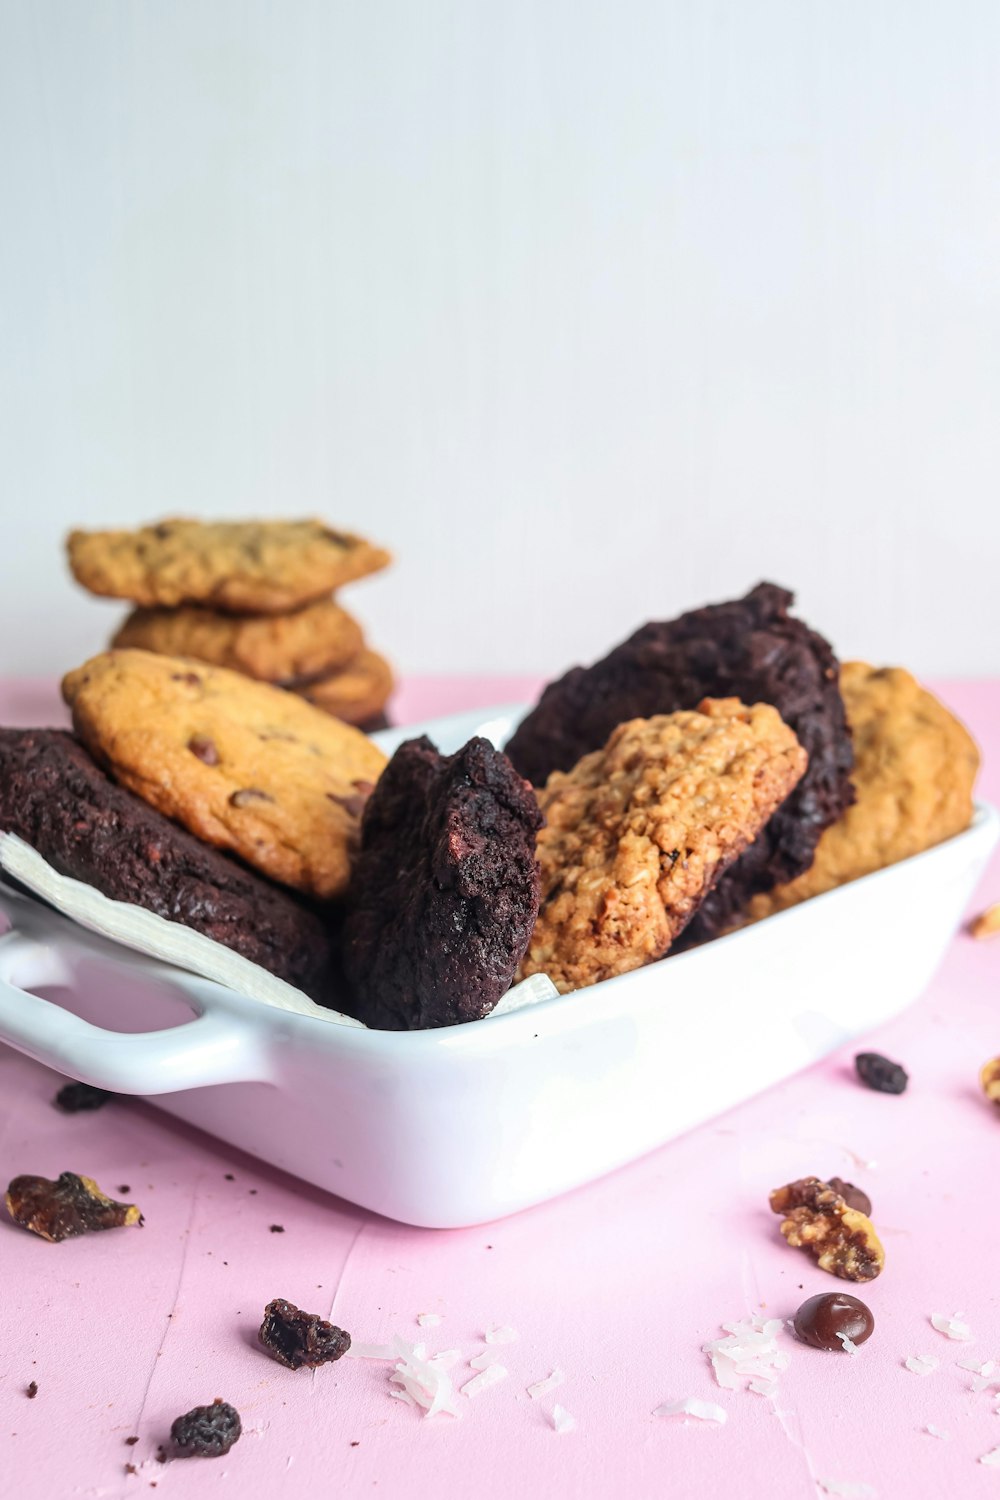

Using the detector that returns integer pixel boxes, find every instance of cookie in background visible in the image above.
[747,662,980,919]
[67,517,396,731]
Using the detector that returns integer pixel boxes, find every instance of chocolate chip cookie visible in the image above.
[518,699,806,992]
[111,598,364,683]
[61,650,387,898]
[505,583,853,943]
[342,736,542,1029]
[293,648,394,726]
[747,663,979,918]
[0,728,336,998]
[67,518,391,613]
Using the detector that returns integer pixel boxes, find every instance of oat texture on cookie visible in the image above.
[505,582,853,945]
[61,650,387,898]
[518,698,807,993]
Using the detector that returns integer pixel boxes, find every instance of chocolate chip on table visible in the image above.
[26,1381,38,1399]
[125,1436,139,1446]
[269,1224,284,1233]
[187,734,219,765]
[855,1052,908,1094]
[793,1292,875,1351]
[170,1399,241,1458]
[827,1177,873,1217]
[5,1172,143,1242]
[258,1298,352,1369]
[53,1081,113,1113]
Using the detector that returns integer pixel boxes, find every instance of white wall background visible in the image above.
[1,0,998,680]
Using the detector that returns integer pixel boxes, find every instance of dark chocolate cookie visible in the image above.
[342,736,542,1029]
[0,728,336,1000]
[504,583,853,942]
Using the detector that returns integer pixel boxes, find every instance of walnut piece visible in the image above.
[980,1057,1000,1104]
[971,903,1000,940]
[769,1176,884,1282]
[5,1172,143,1242]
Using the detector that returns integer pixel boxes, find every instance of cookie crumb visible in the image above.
[855,1052,908,1094]
[224,1174,235,1181]
[54,1081,112,1113]
[970,903,1000,940]
[269,1224,285,1234]
[125,1436,139,1445]
[5,1172,142,1242]
[26,1382,38,1399]
[259,1299,351,1369]
[170,1399,241,1458]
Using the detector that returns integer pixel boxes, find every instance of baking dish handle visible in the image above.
[0,933,268,1095]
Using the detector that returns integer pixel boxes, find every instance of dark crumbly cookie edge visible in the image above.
[505,582,853,942]
[0,728,336,1001]
[342,735,542,1030]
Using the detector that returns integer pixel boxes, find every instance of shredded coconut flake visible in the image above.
[925,1425,950,1441]
[428,1349,461,1371]
[817,1482,877,1499]
[388,1336,460,1419]
[703,1314,788,1393]
[550,1404,576,1434]
[904,1355,939,1377]
[484,1324,518,1344]
[930,1312,973,1341]
[957,1356,994,1375]
[469,1349,503,1370]
[654,1398,727,1425]
[527,1369,566,1399]
[416,1312,442,1328]
[748,1378,777,1397]
[346,1341,396,1360]
[461,1364,508,1399]
[981,1449,1000,1468]
[837,1332,859,1356]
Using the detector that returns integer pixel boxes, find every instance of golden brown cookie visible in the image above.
[748,663,979,919]
[67,518,391,613]
[518,699,806,993]
[111,598,364,683]
[294,648,394,726]
[61,650,387,898]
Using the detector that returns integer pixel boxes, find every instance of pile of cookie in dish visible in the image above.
[68,517,395,730]
[0,522,983,1032]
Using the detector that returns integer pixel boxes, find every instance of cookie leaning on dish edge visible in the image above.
[341,736,542,1029]
[518,699,807,993]
[505,582,854,944]
[747,662,980,917]
[61,650,387,899]
[0,729,336,1000]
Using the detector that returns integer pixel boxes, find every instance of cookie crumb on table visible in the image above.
[971,902,1000,939]
[53,1081,113,1113]
[5,1172,143,1243]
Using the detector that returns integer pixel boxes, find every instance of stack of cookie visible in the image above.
[66,518,395,731]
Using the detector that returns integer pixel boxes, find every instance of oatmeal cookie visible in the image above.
[0,728,336,997]
[748,663,979,918]
[111,598,364,683]
[293,648,394,726]
[61,651,386,898]
[342,736,542,1029]
[67,518,390,613]
[519,699,806,992]
[505,583,852,943]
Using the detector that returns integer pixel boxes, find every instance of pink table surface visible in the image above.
[1,675,999,1500]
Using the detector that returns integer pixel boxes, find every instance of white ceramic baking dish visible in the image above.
[0,703,995,1229]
